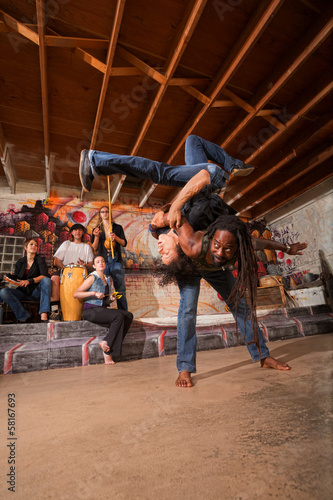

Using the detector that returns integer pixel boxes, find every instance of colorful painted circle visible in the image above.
[72,211,87,223]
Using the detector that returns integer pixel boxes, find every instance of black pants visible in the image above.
[83,307,133,357]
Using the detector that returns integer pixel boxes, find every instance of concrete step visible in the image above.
[1,305,332,374]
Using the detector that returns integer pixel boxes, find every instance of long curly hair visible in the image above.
[152,244,199,286]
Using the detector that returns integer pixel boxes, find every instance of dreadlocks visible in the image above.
[205,215,259,349]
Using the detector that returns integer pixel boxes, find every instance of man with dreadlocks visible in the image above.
[153,196,307,388]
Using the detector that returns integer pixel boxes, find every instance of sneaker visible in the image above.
[79,150,94,192]
[232,164,255,177]
[49,311,61,322]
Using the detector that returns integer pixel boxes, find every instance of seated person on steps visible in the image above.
[50,223,94,321]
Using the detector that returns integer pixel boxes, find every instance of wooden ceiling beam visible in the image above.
[164,0,284,165]
[169,77,210,86]
[211,100,238,108]
[117,46,167,84]
[138,0,283,206]
[225,79,333,205]
[131,0,209,206]
[36,0,51,196]
[181,86,211,105]
[90,0,126,150]
[245,79,333,164]
[249,158,333,220]
[1,10,39,44]
[0,124,16,193]
[221,8,333,149]
[45,35,109,49]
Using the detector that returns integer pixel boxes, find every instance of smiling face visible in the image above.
[157,231,180,265]
[207,230,238,267]
[24,239,38,255]
[93,256,106,271]
[71,228,85,242]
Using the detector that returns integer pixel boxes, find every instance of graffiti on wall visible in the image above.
[0,195,161,272]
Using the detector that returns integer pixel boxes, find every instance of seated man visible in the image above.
[50,223,94,321]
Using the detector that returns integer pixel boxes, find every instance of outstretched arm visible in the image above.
[252,237,308,255]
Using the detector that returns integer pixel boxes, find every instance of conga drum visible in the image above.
[60,265,87,321]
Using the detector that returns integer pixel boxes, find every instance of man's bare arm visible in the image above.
[251,237,308,255]
[177,220,204,258]
[168,170,211,229]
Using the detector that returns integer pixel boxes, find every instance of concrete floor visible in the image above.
[1,334,332,500]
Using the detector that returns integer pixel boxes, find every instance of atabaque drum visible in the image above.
[60,265,87,321]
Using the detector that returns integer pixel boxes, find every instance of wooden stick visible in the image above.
[107,176,114,259]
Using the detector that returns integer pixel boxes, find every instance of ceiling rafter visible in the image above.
[225,79,333,205]
[90,0,126,151]
[225,113,333,205]
[238,144,333,216]
[1,10,39,44]
[117,46,167,84]
[249,155,333,220]
[163,0,284,164]
[36,0,51,196]
[139,0,284,205]
[0,124,16,193]
[220,8,333,149]
[114,0,209,206]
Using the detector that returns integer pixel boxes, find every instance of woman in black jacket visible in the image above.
[0,237,51,323]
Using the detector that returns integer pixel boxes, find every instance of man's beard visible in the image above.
[209,247,227,268]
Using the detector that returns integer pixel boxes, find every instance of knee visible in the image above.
[51,275,60,284]
[41,277,51,288]
[0,288,10,300]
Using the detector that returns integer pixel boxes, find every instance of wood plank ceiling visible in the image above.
[0,0,332,220]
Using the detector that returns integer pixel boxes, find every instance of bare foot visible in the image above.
[261,356,291,371]
[175,371,193,388]
[102,352,115,365]
[41,313,48,321]
[99,341,110,353]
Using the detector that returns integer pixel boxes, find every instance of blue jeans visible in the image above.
[176,270,269,373]
[90,151,226,191]
[185,135,245,178]
[0,277,51,322]
[105,257,128,311]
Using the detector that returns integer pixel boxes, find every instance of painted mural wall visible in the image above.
[0,191,232,319]
[267,191,333,287]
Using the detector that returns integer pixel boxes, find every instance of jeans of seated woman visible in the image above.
[176,270,270,373]
[0,277,51,322]
[105,256,128,311]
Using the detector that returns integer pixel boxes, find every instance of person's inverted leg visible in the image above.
[80,149,226,192]
[184,135,254,177]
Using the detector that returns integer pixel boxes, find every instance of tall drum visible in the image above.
[60,265,87,321]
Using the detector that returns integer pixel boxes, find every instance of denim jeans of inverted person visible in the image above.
[184,135,245,176]
[176,270,269,373]
[90,151,226,191]
[0,277,51,322]
[105,256,128,311]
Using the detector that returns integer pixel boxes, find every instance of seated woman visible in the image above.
[0,237,51,323]
[73,255,133,365]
